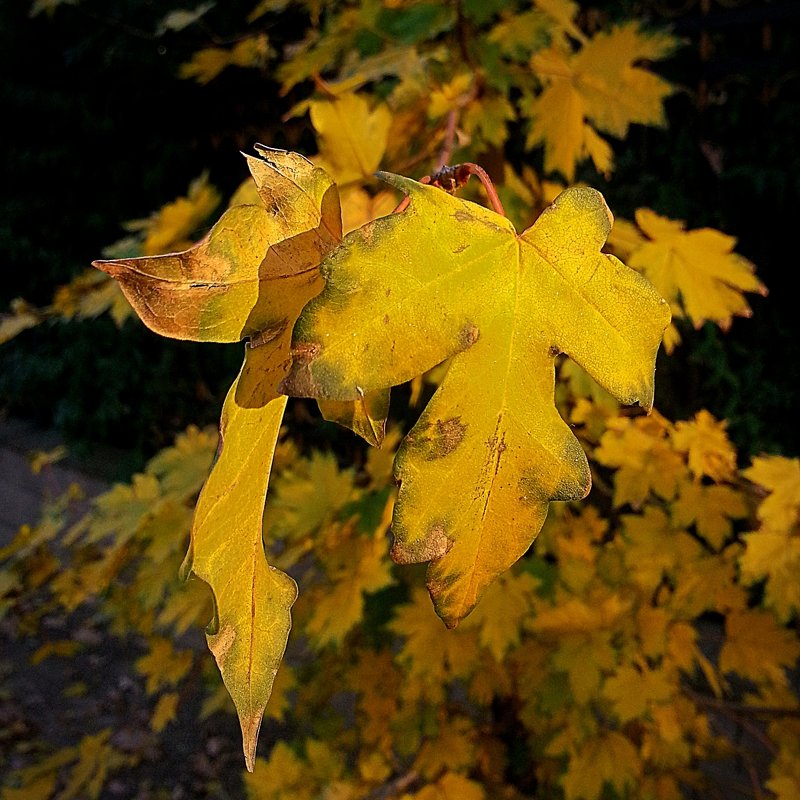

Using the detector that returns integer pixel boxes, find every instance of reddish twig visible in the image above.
[391,162,505,217]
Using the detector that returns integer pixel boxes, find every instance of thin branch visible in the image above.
[437,110,459,170]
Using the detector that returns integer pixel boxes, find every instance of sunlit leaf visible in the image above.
[284,176,668,625]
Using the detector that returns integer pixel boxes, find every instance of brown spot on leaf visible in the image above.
[391,520,453,564]
[208,623,236,669]
[458,323,480,350]
[383,314,389,325]
[279,362,320,398]
[424,417,467,460]
[291,340,321,364]
[249,319,287,349]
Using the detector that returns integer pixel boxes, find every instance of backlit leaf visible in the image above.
[720,610,800,686]
[310,92,392,185]
[744,456,800,532]
[94,148,341,343]
[181,344,298,771]
[625,208,767,332]
[671,410,737,483]
[523,22,676,180]
[561,730,640,800]
[284,176,668,625]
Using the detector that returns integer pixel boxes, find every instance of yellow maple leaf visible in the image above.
[461,571,537,660]
[150,692,180,732]
[620,506,701,591]
[409,772,486,800]
[389,587,481,698]
[347,649,401,755]
[180,35,271,84]
[58,730,135,800]
[303,519,395,648]
[82,473,161,546]
[625,208,767,332]
[561,730,641,800]
[95,151,337,343]
[740,528,800,623]
[340,185,398,234]
[719,610,800,686]
[523,22,676,181]
[744,455,800,531]
[49,268,133,327]
[310,92,392,185]
[414,715,476,779]
[284,177,668,627]
[595,412,686,508]
[0,298,41,344]
[138,173,220,256]
[135,636,193,694]
[671,478,747,550]
[551,630,617,703]
[264,451,356,546]
[603,663,674,722]
[670,410,738,482]
[144,424,217,503]
[245,743,312,800]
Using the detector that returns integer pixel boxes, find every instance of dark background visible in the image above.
[1,0,798,475]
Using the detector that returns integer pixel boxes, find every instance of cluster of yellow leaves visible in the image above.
[3,393,799,800]
[739,456,800,622]
[174,0,676,184]
[1,730,135,800]
[217,400,789,800]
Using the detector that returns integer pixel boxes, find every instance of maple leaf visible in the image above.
[135,636,194,694]
[144,424,218,502]
[740,529,800,623]
[94,148,363,770]
[302,516,395,649]
[180,35,271,84]
[739,457,800,621]
[720,610,800,686]
[460,570,538,660]
[622,208,767,333]
[671,410,738,483]
[180,345,297,772]
[414,716,476,779]
[340,185,398,235]
[409,772,486,800]
[560,730,641,800]
[594,412,686,508]
[310,92,392,185]
[283,176,669,626]
[390,587,481,699]
[522,22,676,181]
[94,148,339,343]
[150,692,180,732]
[671,479,747,550]
[264,451,357,546]
[603,663,673,722]
[620,506,701,591]
[744,456,800,532]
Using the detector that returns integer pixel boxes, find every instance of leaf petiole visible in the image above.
[391,162,505,217]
